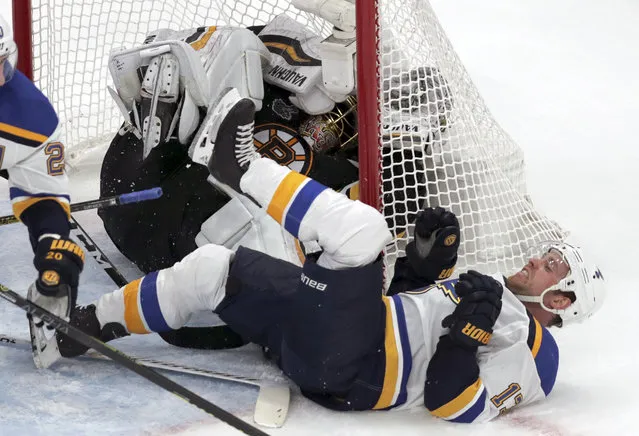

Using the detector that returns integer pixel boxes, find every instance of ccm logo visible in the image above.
[300,273,327,291]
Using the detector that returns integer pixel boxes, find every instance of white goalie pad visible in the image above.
[109,40,211,154]
[288,86,337,115]
[139,53,181,157]
[201,27,271,112]
[292,0,356,33]
[259,14,350,114]
[291,0,357,97]
[109,40,210,109]
[320,32,357,97]
[195,183,304,266]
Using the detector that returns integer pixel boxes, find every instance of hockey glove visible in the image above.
[441,270,503,350]
[406,207,460,281]
[33,235,85,319]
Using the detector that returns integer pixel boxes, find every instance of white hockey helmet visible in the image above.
[517,241,606,325]
[0,14,18,85]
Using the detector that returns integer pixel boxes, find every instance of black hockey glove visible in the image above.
[33,236,85,311]
[406,207,460,281]
[441,270,503,350]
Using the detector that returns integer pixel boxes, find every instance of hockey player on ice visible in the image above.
[98,0,447,274]
[57,90,606,423]
[0,15,85,340]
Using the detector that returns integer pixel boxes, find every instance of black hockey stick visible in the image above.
[0,283,270,436]
[0,187,164,225]
[0,333,290,428]
[69,217,130,289]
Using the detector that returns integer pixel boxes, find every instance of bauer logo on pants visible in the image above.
[300,272,327,291]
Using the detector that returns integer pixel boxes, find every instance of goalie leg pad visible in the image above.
[138,53,180,157]
[95,244,234,334]
[195,194,299,264]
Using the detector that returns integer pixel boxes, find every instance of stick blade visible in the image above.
[253,383,290,428]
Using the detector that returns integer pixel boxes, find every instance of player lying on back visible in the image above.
[0,15,84,323]
[57,93,606,423]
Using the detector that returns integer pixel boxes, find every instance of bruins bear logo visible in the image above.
[254,123,313,175]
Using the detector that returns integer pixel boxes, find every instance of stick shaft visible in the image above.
[0,187,163,225]
[0,284,269,436]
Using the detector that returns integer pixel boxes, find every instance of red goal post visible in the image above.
[12,0,34,80]
[11,0,568,277]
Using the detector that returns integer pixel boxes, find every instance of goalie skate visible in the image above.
[188,88,258,193]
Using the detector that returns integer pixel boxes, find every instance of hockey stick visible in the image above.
[0,187,164,225]
[70,218,130,287]
[0,334,290,428]
[0,283,270,436]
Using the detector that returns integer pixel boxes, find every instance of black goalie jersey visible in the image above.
[99,81,358,273]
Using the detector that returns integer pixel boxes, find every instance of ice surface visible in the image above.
[0,0,638,434]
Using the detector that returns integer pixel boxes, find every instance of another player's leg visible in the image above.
[205,91,392,268]
[57,243,234,357]
[207,95,397,408]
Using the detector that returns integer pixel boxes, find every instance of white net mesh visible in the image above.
[23,0,567,276]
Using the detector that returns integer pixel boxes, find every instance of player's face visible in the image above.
[507,249,570,297]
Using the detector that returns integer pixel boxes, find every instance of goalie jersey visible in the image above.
[0,70,70,242]
[388,275,558,422]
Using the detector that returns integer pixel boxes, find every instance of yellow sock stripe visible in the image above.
[12,197,71,220]
[266,171,308,224]
[431,378,483,418]
[0,122,49,144]
[373,297,400,409]
[531,317,543,358]
[123,279,150,334]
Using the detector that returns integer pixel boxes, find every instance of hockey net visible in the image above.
[13,0,567,277]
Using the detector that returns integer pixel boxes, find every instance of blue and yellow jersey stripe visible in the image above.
[0,122,50,148]
[266,171,328,238]
[122,271,171,334]
[373,295,412,410]
[430,378,487,422]
[9,187,70,220]
[527,313,559,395]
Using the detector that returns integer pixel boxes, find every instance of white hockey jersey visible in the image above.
[0,70,70,220]
[378,275,558,423]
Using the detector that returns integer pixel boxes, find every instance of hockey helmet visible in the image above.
[298,95,358,154]
[0,14,17,85]
[517,241,606,325]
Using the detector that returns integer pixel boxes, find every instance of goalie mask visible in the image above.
[0,14,18,86]
[298,95,358,154]
[517,241,606,325]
